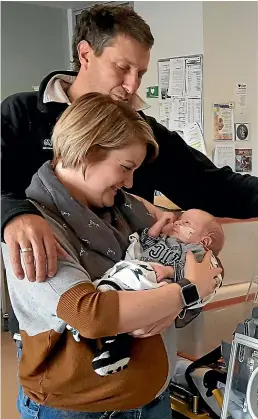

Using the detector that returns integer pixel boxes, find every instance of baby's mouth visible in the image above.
[178,225,195,238]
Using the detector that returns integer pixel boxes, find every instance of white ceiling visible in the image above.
[19,1,99,10]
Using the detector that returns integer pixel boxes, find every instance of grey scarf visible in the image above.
[26,161,154,278]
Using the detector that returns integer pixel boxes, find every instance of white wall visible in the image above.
[135,1,257,174]
[134,1,203,120]
[203,1,258,172]
[1,2,70,100]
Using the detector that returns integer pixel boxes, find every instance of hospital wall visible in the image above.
[135,1,258,176]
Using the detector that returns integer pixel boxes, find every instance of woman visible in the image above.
[3,93,221,419]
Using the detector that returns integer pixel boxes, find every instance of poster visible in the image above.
[235,123,249,141]
[235,149,252,173]
[158,60,170,100]
[168,58,185,97]
[213,144,235,170]
[213,103,234,141]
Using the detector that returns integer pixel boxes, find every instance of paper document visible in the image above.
[158,60,170,99]
[235,83,247,108]
[185,56,202,97]
[187,97,202,125]
[213,104,234,141]
[168,58,185,97]
[158,55,203,131]
[169,97,186,131]
[213,144,235,170]
[183,123,206,155]
[159,102,172,129]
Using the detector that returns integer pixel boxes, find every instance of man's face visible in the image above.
[79,34,150,105]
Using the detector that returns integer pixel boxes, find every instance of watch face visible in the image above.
[183,284,200,306]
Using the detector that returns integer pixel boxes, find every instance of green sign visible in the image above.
[146,86,159,98]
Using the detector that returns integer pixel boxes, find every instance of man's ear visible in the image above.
[201,236,212,248]
[77,40,92,69]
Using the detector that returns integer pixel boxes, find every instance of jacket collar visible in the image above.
[37,70,150,113]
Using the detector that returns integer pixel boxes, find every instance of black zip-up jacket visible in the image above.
[2,70,258,239]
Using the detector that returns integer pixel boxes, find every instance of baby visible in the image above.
[139,208,225,282]
[67,209,224,376]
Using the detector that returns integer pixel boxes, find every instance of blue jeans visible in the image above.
[17,385,172,419]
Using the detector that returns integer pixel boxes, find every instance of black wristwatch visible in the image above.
[177,278,201,307]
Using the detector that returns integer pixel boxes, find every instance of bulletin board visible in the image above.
[158,54,203,133]
[155,54,204,204]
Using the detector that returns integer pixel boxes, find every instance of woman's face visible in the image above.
[81,142,147,208]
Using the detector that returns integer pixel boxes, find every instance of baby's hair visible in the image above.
[207,218,225,256]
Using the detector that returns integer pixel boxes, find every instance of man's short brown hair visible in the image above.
[72,4,154,71]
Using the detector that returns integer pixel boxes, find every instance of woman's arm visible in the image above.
[55,252,221,339]
[117,283,182,333]
[54,257,183,338]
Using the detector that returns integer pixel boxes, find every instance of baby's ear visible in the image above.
[201,236,212,248]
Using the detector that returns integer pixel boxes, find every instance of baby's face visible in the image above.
[170,209,211,244]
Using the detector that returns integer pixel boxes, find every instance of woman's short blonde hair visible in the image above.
[52,93,158,169]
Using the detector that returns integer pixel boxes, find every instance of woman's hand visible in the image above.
[184,250,222,299]
[129,312,175,338]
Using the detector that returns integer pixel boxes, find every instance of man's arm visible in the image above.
[1,93,42,236]
[1,94,64,281]
[145,115,258,219]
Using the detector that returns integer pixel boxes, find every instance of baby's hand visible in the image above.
[149,263,174,282]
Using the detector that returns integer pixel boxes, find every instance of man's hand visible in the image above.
[4,214,68,282]
[148,211,177,237]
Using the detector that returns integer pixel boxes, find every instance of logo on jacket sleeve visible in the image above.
[42,138,53,150]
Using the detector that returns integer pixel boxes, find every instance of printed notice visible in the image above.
[185,56,202,97]
[169,97,186,131]
[213,144,235,170]
[213,103,234,141]
[187,97,202,125]
[183,122,206,155]
[158,60,170,100]
[159,102,172,129]
[236,83,247,108]
[168,58,185,97]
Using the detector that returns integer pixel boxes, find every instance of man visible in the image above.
[2,4,258,290]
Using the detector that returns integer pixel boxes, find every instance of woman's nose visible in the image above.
[123,172,134,189]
